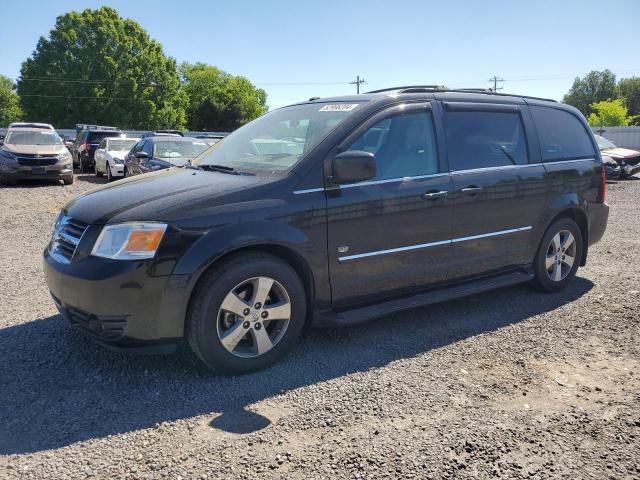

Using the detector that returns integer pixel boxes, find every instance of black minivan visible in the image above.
[44,87,609,373]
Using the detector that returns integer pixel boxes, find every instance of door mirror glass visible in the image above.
[332,150,376,184]
[134,151,150,159]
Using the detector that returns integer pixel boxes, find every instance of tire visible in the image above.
[106,164,113,182]
[0,176,16,186]
[63,175,74,185]
[532,218,583,292]
[95,161,103,177]
[186,253,307,374]
[79,156,85,173]
[123,167,129,178]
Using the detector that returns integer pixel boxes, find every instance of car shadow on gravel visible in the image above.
[75,174,108,185]
[0,277,593,454]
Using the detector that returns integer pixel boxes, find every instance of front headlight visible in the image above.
[112,157,124,164]
[58,150,72,161]
[91,222,168,260]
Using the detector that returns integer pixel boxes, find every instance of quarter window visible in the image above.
[445,110,528,170]
[530,106,596,161]
[347,111,438,180]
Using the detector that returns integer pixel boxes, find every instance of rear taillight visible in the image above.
[601,163,606,202]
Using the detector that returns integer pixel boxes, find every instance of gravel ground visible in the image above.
[0,174,638,480]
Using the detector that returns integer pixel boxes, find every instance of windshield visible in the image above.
[595,135,616,150]
[155,140,209,158]
[89,132,122,143]
[5,130,62,145]
[108,139,137,151]
[193,102,362,172]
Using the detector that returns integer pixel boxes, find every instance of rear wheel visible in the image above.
[186,253,306,374]
[533,218,582,292]
[63,175,74,185]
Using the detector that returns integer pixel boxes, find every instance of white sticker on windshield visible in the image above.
[318,104,359,112]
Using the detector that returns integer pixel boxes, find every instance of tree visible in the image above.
[563,70,617,117]
[17,7,186,129]
[0,75,23,126]
[180,62,267,131]
[616,77,640,125]
[587,99,635,127]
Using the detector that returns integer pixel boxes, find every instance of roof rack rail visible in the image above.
[365,85,558,103]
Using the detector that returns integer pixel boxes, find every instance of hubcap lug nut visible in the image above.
[254,302,262,309]
[261,311,268,318]
[243,321,250,329]
[254,322,262,330]
[243,308,250,316]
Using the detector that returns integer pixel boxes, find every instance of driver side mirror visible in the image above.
[134,151,149,159]
[331,150,376,184]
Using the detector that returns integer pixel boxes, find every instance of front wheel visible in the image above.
[186,253,307,374]
[95,161,103,177]
[106,164,113,182]
[533,218,583,292]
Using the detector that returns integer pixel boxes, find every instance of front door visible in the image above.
[326,103,453,307]
[443,102,546,279]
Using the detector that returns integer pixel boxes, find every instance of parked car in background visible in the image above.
[8,122,55,131]
[45,87,608,373]
[94,137,139,182]
[70,126,123,172]
[0,126,73,185]
[195,134,225,145]
[595,134,640,178]
[123,136,209,176]
[140,130,184,138]
[602,155,621,180]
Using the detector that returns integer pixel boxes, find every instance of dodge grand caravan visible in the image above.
[44,87,609,373]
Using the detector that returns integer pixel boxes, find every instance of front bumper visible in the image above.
[43,251,191,352]
[108,161,125,177]
[0,164,73,180]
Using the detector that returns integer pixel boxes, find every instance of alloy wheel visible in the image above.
[545,230,576,282]
[216,276,291,358]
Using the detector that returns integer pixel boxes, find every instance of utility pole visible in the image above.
[350,75,366,94]
[488,75,504,92]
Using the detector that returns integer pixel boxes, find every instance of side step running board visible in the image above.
[316,270,534,327]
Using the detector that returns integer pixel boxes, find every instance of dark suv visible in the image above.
[71,126,123,172]
[44,87,609,373]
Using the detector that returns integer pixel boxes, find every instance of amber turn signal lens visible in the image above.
[123,229,165,252]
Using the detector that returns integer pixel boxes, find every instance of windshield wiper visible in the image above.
[196,164,240,175]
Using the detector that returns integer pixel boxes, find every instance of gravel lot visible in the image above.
[0,174,638,479]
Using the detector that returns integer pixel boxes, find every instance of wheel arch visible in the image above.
[546,207,589,266]
[183,243,317,334]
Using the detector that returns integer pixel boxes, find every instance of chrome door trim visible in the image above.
[338,239,451,262]
[293,172,449,194]
[338,226,532,262]
[450,226,532,243]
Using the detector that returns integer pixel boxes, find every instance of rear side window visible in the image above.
[347,111,438,180]
[530,106,596,161]
[445,110,528,171]
[88,132,122,143]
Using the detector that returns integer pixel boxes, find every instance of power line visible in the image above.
[349,75,366,94]
[488,75,504,92]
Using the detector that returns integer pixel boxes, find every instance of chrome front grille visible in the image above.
[49,215,88,264]
[17,155,58,166]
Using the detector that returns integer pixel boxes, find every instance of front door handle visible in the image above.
[422,190,449,200]
[460,185,483,194]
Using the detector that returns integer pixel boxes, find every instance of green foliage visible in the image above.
[180,62,267,131]
[0,75,23,126]
[616,77,640,125]
[587,99,635,127]
[563,70,617,116]
[17,7,186,129]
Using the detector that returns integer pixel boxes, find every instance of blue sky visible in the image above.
[1,0,639,108]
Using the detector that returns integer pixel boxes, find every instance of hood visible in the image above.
[110,150,131,159]
[2,143,67,156]
[64,168,278,225]
[601,147,640,161]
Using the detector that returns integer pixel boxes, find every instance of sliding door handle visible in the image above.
[422,190,449,200]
